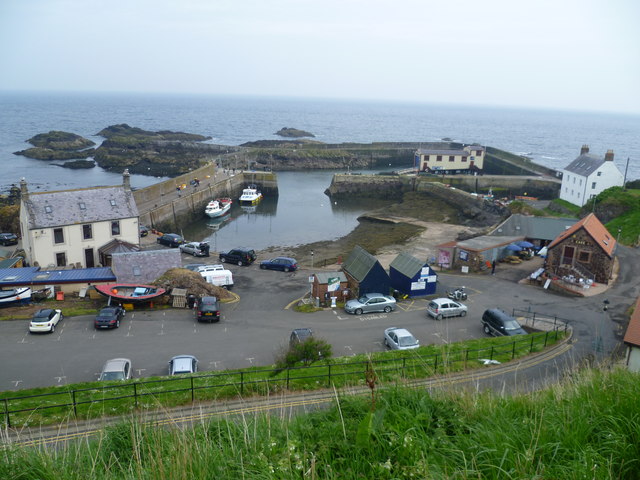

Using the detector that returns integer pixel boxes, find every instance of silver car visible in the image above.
[99,358,132,381]
[169,355,198,375]
[383,327,419,350]
[179,242,207,257]
[426,298,468,320]
[344,293,396,315]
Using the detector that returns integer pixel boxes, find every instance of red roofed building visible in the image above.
[546,213,616,284]
[623,297,640,372]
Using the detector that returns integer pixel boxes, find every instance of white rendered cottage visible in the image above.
[560,145,624,207]
[19,170,140,268]
[414,145,485,174]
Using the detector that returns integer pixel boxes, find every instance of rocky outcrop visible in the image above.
[275,127,315,138]
[97,124,211,142]
[14,147,96,160]
[14,131,96,160]
[59,159,96,169]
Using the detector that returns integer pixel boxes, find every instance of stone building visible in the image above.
[414,144,485,174]
[546,213,616,284]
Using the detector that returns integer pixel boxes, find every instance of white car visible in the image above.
[99,358,133,381]
[383,327,419,350]
[426,298,468,320]
[196,264,225,273]
[29,308,63,333]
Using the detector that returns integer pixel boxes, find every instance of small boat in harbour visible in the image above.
[95,284,166,303]
[205,197,232,218]
[0,287,32,307]
[238,185,263,205]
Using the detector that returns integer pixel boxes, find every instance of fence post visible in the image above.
[287,369,290,390]
[434,354,438,373]
[530,335,535,353]
[3,398,10,429]
[512,341,516,359]
[190,377,195,403]
[327,364,331,387]
[240,372,244,395]
[72,390,77,418]
[134,383,138,409]
[544,331,549,347]
[465,349,469,368]
[402,357,406,378]
[532,312,536,327]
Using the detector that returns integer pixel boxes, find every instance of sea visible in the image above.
[2,91,639,250]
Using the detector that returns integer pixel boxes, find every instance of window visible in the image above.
[79,202,86,210]
[111,221,120,236]
[110,199,117,206]
[56,252,67,267]
[82,224,92,240]
[573,177,576,184]
[579,179,582,186]
[592,182,597,189]
[461,156,467,162]
[133,266,142,276]
[449,156,454,162]
[436,155,442,162]
[53,228,64,244]
[578,251,591,263]
[597,171,602,176]
[44,205,53,214]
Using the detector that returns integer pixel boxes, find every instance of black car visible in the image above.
[94,305,126,329]
[194,296,220,323]
[0,233,18,246]
[219,248,256,266]
[481,308,527,336]
[139,225,149,237]
[289,328,314,347]
[157,233,184,247]
[260,257,298,272]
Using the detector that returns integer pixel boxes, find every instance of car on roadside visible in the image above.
[289,328,314,347]
[219,247,256,266]
[344,293,396,315]
[180,241,208,257]
[169,355,198,375]
[99,358,132,381]
[94,305,126,329]
[29,308,63,333]
[260,257,298,272]
[426,298,468,320]
[0,233,18,246]
[383,327,419,350]
[194,296,221,322]
[139,225,149,237]
[156,233,184,247]
[481,308,527,336]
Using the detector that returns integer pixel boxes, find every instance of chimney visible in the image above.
[604,150,614,162]
[19,177,29,200]
[580,145,589,155]
[122,169,131,190]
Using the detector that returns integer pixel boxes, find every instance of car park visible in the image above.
[194,296,221,322]
[260,257,298,272]
[99,358,132,381]
[157,233,184,247]
[94,305,126,329]
[219,248,256,266]
[481,308,527,336]
[29,308,63,333]
[180,241,209,257]
[169,355,198,375]
[383,327,419,350]
[427,298,468,320]
[344,293,396,315]
[289,328,314,347]
[0,233,18,246]
[139,225,149,237]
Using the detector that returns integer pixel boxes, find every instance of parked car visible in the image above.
[169,355,198,375]
[383,327,419,350]
[260,257,298,272]
[0,233,18,246]
[99,358,132,381]
[184,263,207,272]
[344,293,396,315]
[200,268,234,289]
[289,328,314,347]
[194,296,221,322]
[94,305,126,329]
[180,241,209,257]
[29,308,63,333]
[157,233,184,247]
[219,248,256,266]
[139,225,149,237]
[481,308,528,336]
[426,298,468,320]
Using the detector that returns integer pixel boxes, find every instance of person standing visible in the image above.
[491,260,496,275]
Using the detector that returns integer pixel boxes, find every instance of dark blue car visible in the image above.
[259,257,298,272]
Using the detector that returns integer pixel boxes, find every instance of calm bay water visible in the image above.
[1,92,638,249]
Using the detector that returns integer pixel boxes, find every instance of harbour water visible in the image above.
[2,92,639,249]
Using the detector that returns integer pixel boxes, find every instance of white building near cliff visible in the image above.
[560,145,624,207]
[414,144,485,174]
[19,171,141,269]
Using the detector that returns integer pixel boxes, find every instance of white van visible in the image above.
[200,268,234,289]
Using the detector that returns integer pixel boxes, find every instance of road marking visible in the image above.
[344,345,352,351]
[136,369,146,376]
[54,376,66,383]
[12,380,22,387]
[246,357,254,364]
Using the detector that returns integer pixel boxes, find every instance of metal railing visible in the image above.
[1,330,564,429]
[512,308,571,332]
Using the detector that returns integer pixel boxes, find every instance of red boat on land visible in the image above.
[95,284,166,303]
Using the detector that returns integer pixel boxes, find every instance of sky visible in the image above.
[1,0,639,114]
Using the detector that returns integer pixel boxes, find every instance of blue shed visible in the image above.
[342,245,390,296]
[389,252,437,297]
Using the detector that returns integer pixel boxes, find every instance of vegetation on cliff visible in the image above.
[586,187,640,245]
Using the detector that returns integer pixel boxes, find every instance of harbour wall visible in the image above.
[134,168,278,232]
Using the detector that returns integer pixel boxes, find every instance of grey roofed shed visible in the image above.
[111,249,181,284]
[490,214,577,242]
[315,271,348,284]
[389,252,437,297]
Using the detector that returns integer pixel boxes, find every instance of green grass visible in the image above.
[2,367,638,479]
[1,331,565,429]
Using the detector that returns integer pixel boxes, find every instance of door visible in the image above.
[561,246,575,265]
[85,248,95,268]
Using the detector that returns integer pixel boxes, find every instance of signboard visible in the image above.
[308,275,315,283]
[411,281,426,291]
[327,277,340,292]
[437,250,451,268]
[459,250,469,261]
[461,266,469,274]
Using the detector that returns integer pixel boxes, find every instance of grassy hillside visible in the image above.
[3,367,638,479]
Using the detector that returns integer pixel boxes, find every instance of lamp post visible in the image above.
[594,299,610,354]
[311,250,314,269]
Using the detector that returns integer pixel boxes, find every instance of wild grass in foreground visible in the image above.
[2,367,638,479]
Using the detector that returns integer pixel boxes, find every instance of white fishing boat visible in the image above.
[238,185,263,205]
[0,287,32,307]
[205,197,232,218]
